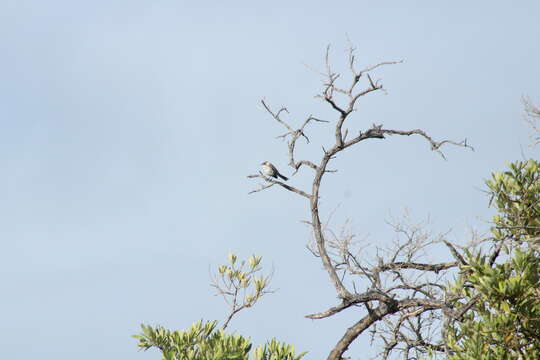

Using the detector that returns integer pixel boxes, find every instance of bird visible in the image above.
[261,161,288,181]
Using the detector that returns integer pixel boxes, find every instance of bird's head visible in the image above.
[261,161,269,166]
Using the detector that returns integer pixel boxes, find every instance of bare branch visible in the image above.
[328,302,398,360]
[261,99,294,133]
[247,173,312,199]
[381,128,474,160]
[376,261,458,273]
[443,240,467,265]
[359,60,404,76]
[260,100,324,174]
[488,239,504,266]
[305,300,355,320]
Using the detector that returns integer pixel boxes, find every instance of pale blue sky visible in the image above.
[1,1,539,359]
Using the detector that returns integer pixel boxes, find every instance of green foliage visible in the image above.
[447,160,540,360]
[134,321,307,360]
[134,321,252,360]
[134,254,306,360]
[486,159,540,245]
[447,250,540,360]
[253,338,308,360]
[213,253,270,310]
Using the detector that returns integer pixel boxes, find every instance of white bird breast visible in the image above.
[262,164,274,176]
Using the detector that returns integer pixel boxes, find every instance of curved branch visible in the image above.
[328,302,398,359]
[381,128,474,160]
[311,153,352,299]
[305,300,355,320]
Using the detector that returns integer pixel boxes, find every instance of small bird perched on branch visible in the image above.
[261,161,288,181]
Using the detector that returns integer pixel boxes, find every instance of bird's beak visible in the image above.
[260,162,265,165]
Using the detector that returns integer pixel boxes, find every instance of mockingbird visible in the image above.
[261,161,288,181]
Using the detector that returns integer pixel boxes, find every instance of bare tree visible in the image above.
[248,45,481,360]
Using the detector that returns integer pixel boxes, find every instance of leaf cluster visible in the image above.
[487,160,540,246]
[134,320,306,360]
[213,253,270,309]
[134,254,305,360]
[134,321,251,360]
[447,250,540,360]
[447,160,540,360]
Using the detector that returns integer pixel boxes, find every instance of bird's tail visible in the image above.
[278,173,288,181]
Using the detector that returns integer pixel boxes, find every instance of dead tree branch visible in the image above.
[261,99,326,173]
[247,173,312,199]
